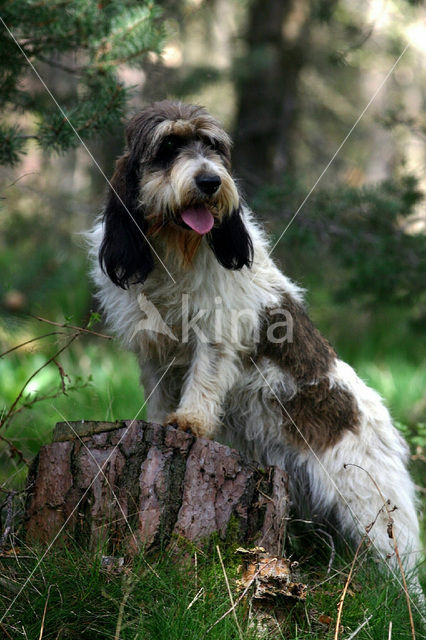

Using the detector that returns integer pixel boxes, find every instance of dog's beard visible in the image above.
[149,223,204,266]
[140,155,240,238]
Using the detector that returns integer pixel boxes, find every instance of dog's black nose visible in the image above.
[196,174,221,196]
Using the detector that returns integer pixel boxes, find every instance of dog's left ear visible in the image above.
[99,153,154,289]
[207,207,253,270]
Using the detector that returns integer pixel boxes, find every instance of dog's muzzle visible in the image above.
[177,173,222,235]
[196,174,222,196]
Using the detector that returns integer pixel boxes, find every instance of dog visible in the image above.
[88,100,421,580]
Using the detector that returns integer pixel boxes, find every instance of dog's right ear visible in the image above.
[99,153,154,289]
[207,206,253,270]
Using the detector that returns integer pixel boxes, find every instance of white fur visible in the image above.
[88,205,422,584]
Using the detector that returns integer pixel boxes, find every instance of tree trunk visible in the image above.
[25,421,289,556]
[233,0,310,194]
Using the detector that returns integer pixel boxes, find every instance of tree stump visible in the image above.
[25,420,289,555]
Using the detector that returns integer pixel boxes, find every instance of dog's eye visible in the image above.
[156,135,182,164]
[202,136,226,157]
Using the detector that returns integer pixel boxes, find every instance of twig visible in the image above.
[30,314,112,340]
[6,386,84,423]
[4,171,39,190]
[0,313,108,460]
[0,332,79,431]
[0,623,13,639]
[104,47,155,68]
[38,585,52,640]
[36,54,82,74]
[313,546,371,590]
[388,620,392,640]
[0,486,27,495]
[0,434,28,465]
[258,489,274,502]
[215,546,243,640]
[186,587,204,611]
[114,576,133,640]
[344,614,373,639]
[52,359,70,395]
[334,501,389,638]
[0,331,67,358]
[334,534,369,640]
[16,135,39,140]
[344,463,416,640]
[316,529,336,575]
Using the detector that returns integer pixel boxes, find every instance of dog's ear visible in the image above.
[99,153,154,289]
[207,207,253,270]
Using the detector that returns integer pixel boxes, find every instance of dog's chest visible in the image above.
[136,266,259,362]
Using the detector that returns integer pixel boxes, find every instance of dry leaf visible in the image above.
[236,547,307,602]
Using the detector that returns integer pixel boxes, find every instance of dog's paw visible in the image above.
[164,412,215,439]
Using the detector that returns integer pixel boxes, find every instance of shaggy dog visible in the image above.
[88,100,421,580]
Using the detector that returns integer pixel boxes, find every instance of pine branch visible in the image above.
[36,55,83,74]
[0,0,164,164]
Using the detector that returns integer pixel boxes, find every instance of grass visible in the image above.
[0,539,256,640]
[355,359,425,425]
[0,535,424,639]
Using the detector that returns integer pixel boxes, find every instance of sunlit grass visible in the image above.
[0,339,143,487]
[354,358,426,425]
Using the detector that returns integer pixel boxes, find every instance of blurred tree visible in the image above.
[232,0,424,194]
[0,0,165,166]
[233,0,310,191]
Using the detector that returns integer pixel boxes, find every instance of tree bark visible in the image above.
[25,421,289,556]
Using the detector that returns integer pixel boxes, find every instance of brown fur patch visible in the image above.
[259,294,359,450]
[260,294,336,384]
[148,222,203,267]
[279,380,359,452]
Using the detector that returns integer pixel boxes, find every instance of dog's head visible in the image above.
[99,100,253,288]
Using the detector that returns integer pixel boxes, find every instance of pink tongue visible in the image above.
[181,206,214,235]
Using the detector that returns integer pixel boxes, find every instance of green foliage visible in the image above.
[0,0,165,163]
[0,124,27,166]
[0,208,91,322]
[397,421,426,452]
[256,174,425,310]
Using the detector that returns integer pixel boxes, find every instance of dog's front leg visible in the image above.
[165,341,238,439]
